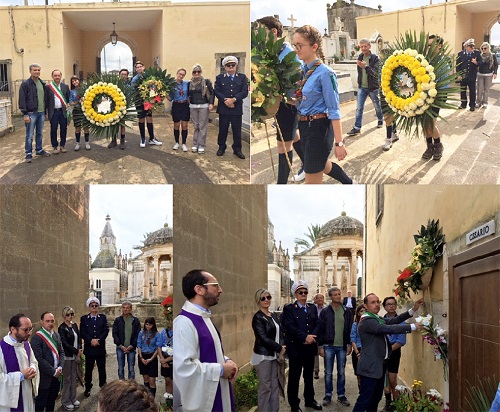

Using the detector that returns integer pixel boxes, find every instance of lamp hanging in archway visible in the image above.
[110,22,118,46]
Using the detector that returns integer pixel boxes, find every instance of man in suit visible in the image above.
[456,38,482,111]
[80,297,109,397]
[46,69,71,154]
[282,280,322,411]
[214,55,248,159]
[342,290,356,309]
[31,312,64,412]
[352,294,424,412]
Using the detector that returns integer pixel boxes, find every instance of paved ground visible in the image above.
[251,82,500,185]
[0,113,250,184]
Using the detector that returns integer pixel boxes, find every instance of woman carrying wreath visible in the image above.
[69,76,90,151]
[167,68,190,152]
[131,61,162,148]
[188,64,214,155]
[293,25,353,184]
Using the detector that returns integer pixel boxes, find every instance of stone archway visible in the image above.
[96,34,137,74]
[484,18,500,43]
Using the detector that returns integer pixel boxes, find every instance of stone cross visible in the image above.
[288,14,297,29]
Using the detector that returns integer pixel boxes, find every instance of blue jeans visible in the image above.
[354,88,383,130]
[25,112,45,155]
[116,346,136,380]
[323,345,347,398]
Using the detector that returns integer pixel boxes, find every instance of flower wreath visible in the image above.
[74,73,138,139]
[136,67,176,111]
[380,31,460,137]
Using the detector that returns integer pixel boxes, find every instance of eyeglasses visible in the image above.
[203,282,220,287]
[18,327,33,333]
[481,47,488,50]
[225,63,236,68]
[297,290,308,296]
[90,304,99,308]
[385,303,397,307]
[192,70,202,74]
[66,313,75,316]
[260,295,272,301]
[292,43,311,51]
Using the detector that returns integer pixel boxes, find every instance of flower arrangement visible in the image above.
[160,392,173,412]
[137,67,176,111]
[394,219,445,301]
[380,31,460,137]
[415,314,448,379]
[161,295,173,324]
[251,25,301,123]
[74,73,138,139]
[393,380,449,412]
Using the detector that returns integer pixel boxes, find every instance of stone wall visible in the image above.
[99,303,165,327]
[173,185,268,371]
[0,185,89,331]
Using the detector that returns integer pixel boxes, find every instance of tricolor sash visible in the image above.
[360,311,385,324]
[36,329,59,361]
[48,81,70,118]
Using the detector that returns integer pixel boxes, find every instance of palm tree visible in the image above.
[294,223,322,250]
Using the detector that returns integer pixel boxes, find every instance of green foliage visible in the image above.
[462,376,497,412]
[234,368,258,411]
[392,380,447,412]
[415,219,445,260]
[141,67,177,94]
[294,223,322,250]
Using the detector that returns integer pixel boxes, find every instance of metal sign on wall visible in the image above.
[465,220,496,246]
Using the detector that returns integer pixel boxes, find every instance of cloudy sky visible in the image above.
[268,185,365,279]
[89,185,173,261]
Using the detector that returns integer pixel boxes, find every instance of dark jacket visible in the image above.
[80,313,109,355]
[188,79,215,105]
[281,301,320,358]
[31,330,65,390]
[457,50,482,81]
[18,77,50,115]
[252,310,284,356]
[46,81,71,120]
[317,304,353,349]
[357,52,380,91]
[112,315,141,349]
[214,72,248,116]
[478,53,498,75]
[58,322,82,357]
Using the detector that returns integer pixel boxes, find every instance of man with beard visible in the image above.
[174,269,238,411]
[0,314,39,410]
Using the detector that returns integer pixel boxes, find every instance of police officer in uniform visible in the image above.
[282,281,323,411]
[214,55,248,159]
[80,297,109,397]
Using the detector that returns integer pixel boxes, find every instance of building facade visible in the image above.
[267,218,291,311]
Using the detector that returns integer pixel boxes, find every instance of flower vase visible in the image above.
[420,268,433,290]
[262,95,282,120]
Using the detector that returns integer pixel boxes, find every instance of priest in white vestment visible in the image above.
[174,270,238,412]
[0,314,39,412]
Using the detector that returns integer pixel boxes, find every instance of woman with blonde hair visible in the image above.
[293,25,353,184]
[188,64,214,154]
[58,306,82,411]
[477,42,498,109]
[250,289,286,412]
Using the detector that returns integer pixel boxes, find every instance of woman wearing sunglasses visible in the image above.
[477,42,498,109]
[58,306,82,411]
[250,289,286,412]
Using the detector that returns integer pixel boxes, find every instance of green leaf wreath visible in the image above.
[251,25,301,123]
[73,73,139,140]
[380,31,461,137]
[136,67,177,111]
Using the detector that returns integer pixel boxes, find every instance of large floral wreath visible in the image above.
[251,25,301,124]
[74,73,138,139]
[137,67,176,111]
[380,31,460,136]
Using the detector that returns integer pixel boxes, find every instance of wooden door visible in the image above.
[449,237,500,411]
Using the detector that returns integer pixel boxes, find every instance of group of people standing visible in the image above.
[0,298,173,412]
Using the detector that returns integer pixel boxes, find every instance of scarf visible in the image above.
[360,311,385,324]
[295,60,322,101]
[480,52,494,71]
[189,77,210,102]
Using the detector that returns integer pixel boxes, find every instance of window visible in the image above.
[96,291,102,303]
[96,279,101,289]
[0,61,11,93]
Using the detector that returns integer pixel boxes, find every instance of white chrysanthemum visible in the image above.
[426,98,435,104]
[428,88,438,97]
[427,389,442,399]
[430,73,436,81]
[420,92,427,100]
[415,54,424,61]
[415,98,425,107]
[416,108,425,115]
[420,59,429,67]
[421,83,432,91]
[409,102,417,110]
[426,65,434,73]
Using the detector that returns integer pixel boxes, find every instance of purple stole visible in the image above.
[179,309,235,412]
[0,339,31,412]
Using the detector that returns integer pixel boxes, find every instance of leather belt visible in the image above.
[173,100,188,103]
[298,113,328,121]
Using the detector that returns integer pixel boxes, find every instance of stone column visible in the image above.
[330,248,338,286]
[153,255,160,299]
[319,251,326,296]
[143,257,150,300]
[350,249,358,294]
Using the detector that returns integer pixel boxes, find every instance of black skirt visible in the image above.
[171,101,190,122]
[298,117,333,174]
[138,352,158,377]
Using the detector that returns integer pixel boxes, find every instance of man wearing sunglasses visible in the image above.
[282,280,323,411]
[174,269,238,411]
[0,314,39,411]
[80,297,109,398]
[214,55,248,159]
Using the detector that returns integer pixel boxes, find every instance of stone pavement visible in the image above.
[251,83,500,185]
[0,113,250,184]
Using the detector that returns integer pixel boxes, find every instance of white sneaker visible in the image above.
[149,138,162,146]
[74,143,80,151]
[73,400,80,408]
[383,138,392,151]
[173,143,179,150]
[182,144,188,152]
[140,141,146,148]
[62,405,74,411]
[198,147,205,154]
[482,104,487,109]
[391,132,399,143]
[85,143,91,150]
[192,146,198,152]
[293,169,305,182]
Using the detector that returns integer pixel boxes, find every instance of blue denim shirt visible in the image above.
[158,328,173,348]
[383,314,407,346]
[350,322,362,348]
[69,89,80,105]
[296,60,341,120]
[169,80,189,102]
[137,330,160,353]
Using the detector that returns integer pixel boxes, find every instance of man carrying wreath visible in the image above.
[47,69,71,155]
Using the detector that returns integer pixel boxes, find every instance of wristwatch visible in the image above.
[335,140,345,147]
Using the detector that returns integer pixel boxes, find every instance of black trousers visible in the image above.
[85,352,107,391]
[352,364,387,412]
[217,114,242,152]
[287,350,316,409]
[35,376,60,411]
[460,78,476,108]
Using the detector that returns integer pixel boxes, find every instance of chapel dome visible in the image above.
[143,224,173,247]
[318,211,363,238]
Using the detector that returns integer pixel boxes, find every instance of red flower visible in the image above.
[397,268,413,282]
[162,296,173,306]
